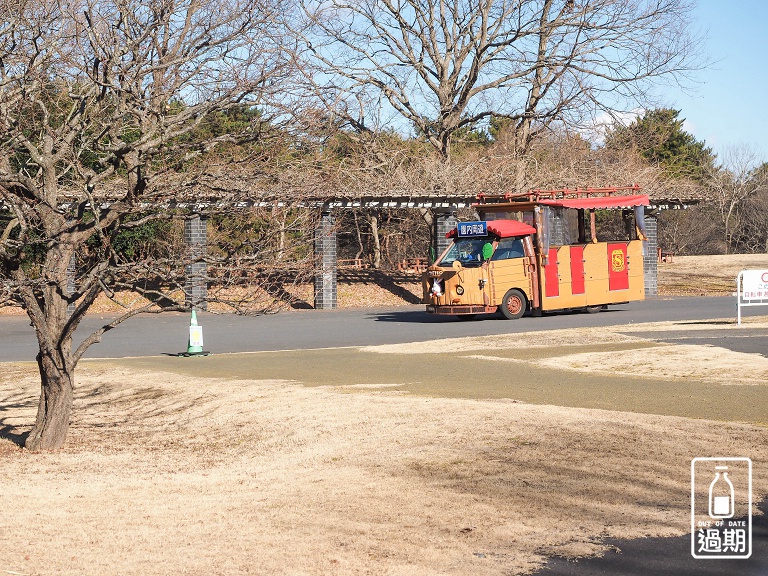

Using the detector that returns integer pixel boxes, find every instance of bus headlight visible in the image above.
[455,285,464,295]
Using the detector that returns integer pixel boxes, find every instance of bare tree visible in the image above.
[733,187,768,253]
[300,0,702,161]
[0,0,296,450]
[705,145,768,254]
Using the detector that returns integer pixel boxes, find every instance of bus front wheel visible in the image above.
[500,289,526,320]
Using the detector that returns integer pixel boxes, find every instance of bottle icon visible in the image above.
[709,465,734,518]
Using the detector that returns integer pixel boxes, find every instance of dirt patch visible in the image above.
[537,344,768,386]
[2,313,768,574]
[360,326,649,355]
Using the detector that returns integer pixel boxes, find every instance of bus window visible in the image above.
[437,237,488,267]
[548,207,579,245]
[491,238,525,260]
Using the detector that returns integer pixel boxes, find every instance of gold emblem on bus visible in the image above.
[611,250,625,272]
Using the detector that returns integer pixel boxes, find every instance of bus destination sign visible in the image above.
[457,221,487,237]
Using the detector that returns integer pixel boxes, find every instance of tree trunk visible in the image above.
[25,352,75,451]
[274,206,287,261]
[353,211,365,260]
[369,212,382,269]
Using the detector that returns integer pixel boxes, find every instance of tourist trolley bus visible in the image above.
[422,186,649,319]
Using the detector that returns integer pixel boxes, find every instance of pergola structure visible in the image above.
[10,183,697,315]
[181,188,673,310]
[180,195,477,310]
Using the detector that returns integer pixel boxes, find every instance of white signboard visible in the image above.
[736,269,768,325]
[189,325,204,348]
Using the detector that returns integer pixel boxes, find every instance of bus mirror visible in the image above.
[482,242,494,261]
[452,260,463,271]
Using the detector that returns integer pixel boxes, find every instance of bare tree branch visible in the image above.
[0,0,302,450]
[299,0,704,158]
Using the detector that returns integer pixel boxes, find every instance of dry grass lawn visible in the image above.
[1,318,767,575]
[658,253,768,295]
[2,255,768,573]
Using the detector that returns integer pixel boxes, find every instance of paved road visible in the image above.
[0,295,764,361]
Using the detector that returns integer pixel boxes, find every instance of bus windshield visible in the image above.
[437,238,489,268]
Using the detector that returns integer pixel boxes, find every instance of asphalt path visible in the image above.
[0,295,764,362]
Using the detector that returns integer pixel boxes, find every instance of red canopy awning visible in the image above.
[538,194,650,209]
[447,219,536,238]
[488,220,537,238]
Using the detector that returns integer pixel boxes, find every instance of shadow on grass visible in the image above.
[533,499,768,576]
[675,320,735,326]
[0,391,35,447]
[0,424,29,447]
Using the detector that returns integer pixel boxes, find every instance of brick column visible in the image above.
[432,208,457,263]
[184,215,208,310]
[643,213,658,297]
[314,210,337,310]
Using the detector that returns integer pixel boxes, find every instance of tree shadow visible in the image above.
[0,424,29,447]
[260,277,314,310]
[532,498,768,575]
[371,310,452,323]
[366,270,423,304]
[674,320,735,326]
[0,391,35,448]
[339,269,422,305]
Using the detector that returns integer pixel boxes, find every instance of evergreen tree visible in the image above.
[606,109,716,181]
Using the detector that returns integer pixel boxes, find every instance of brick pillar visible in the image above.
[314,210,337,310]
[432,208,457,263]
[643,213,658,297]
[184,215,208,310]
[66,255,76,315]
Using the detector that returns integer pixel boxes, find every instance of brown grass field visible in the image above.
[1,255,768,574]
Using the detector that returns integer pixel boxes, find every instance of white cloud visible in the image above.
[581,109,645,146]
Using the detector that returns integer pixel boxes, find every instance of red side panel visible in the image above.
[570,245,585,295]
[544,248,559,297]
[608,243,629,291]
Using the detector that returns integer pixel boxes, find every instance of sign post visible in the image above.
[736,269,768,325]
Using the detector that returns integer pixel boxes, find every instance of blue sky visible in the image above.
[664,0,768,163]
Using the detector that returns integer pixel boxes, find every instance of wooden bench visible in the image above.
[398,258,428,272]
[337,258,366,269]
[656,248,674,263]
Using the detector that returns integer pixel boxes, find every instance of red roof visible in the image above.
[447,219,536,238]
[538,194,650,209]
[488,220,537,237]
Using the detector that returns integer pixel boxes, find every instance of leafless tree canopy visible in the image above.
[300,0,702,157]
[703,145,768,254]
[0,0,297,450]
